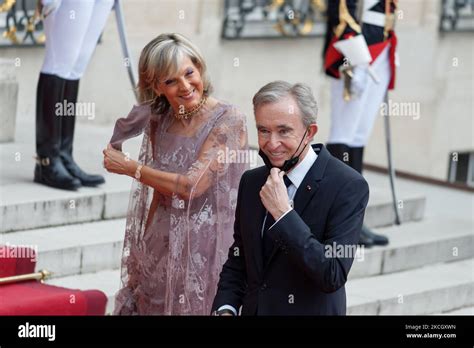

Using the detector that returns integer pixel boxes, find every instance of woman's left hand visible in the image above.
[103,144,137,176]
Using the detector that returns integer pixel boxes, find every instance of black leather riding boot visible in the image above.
[59,78,105,187]
[326,143,351,165]
[327,144,374,247]
[349,146,364,174]
[349,146,389,247]
[34,73,81,190]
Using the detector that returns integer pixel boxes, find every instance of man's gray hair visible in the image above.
[252,81,318,126]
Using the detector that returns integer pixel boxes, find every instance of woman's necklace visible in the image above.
[174,96,207,120]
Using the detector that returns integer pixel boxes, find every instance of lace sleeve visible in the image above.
[109,104,152,151]
[180,105,248,200]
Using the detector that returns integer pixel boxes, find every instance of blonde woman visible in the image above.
[103,33,249,315]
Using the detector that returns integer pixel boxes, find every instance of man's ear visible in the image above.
[306,124,318,142]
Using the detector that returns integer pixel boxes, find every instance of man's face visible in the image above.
[255,96,314,169]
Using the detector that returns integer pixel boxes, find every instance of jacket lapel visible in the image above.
[292,144,329,216]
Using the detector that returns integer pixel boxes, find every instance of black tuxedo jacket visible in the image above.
[212,144,369,315]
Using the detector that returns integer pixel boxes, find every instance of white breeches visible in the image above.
[41,0,114,80]
[328,45,391,147]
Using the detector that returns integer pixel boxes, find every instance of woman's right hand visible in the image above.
[103,144,138,177]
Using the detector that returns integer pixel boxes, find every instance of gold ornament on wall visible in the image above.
[1,0,45,46]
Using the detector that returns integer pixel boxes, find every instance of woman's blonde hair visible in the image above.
[137,33,213,114]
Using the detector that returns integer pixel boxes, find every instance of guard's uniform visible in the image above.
[323,0,397,247]
[41,0,114,79]
[35,0,113,190]
[324,0,398,147]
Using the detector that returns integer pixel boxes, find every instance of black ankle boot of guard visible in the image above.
[59,78,105,187]
[35,73,82,191]
[358,225,374,248]
[61,153,105,187]
[34,156,81,191]
[361,225,389,246]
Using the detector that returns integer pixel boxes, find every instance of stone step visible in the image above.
[0,175,425,234]
[440,306,474,315]
[1,219,126,278]
[363,190,425,228]
[4,215,468,280]
[47,258,474,315]
[349,217,474,279]
[47,269,120,315]
[0,174,132,234]
[347,258,474,315]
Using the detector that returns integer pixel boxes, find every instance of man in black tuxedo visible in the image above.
[212,81,369,315]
